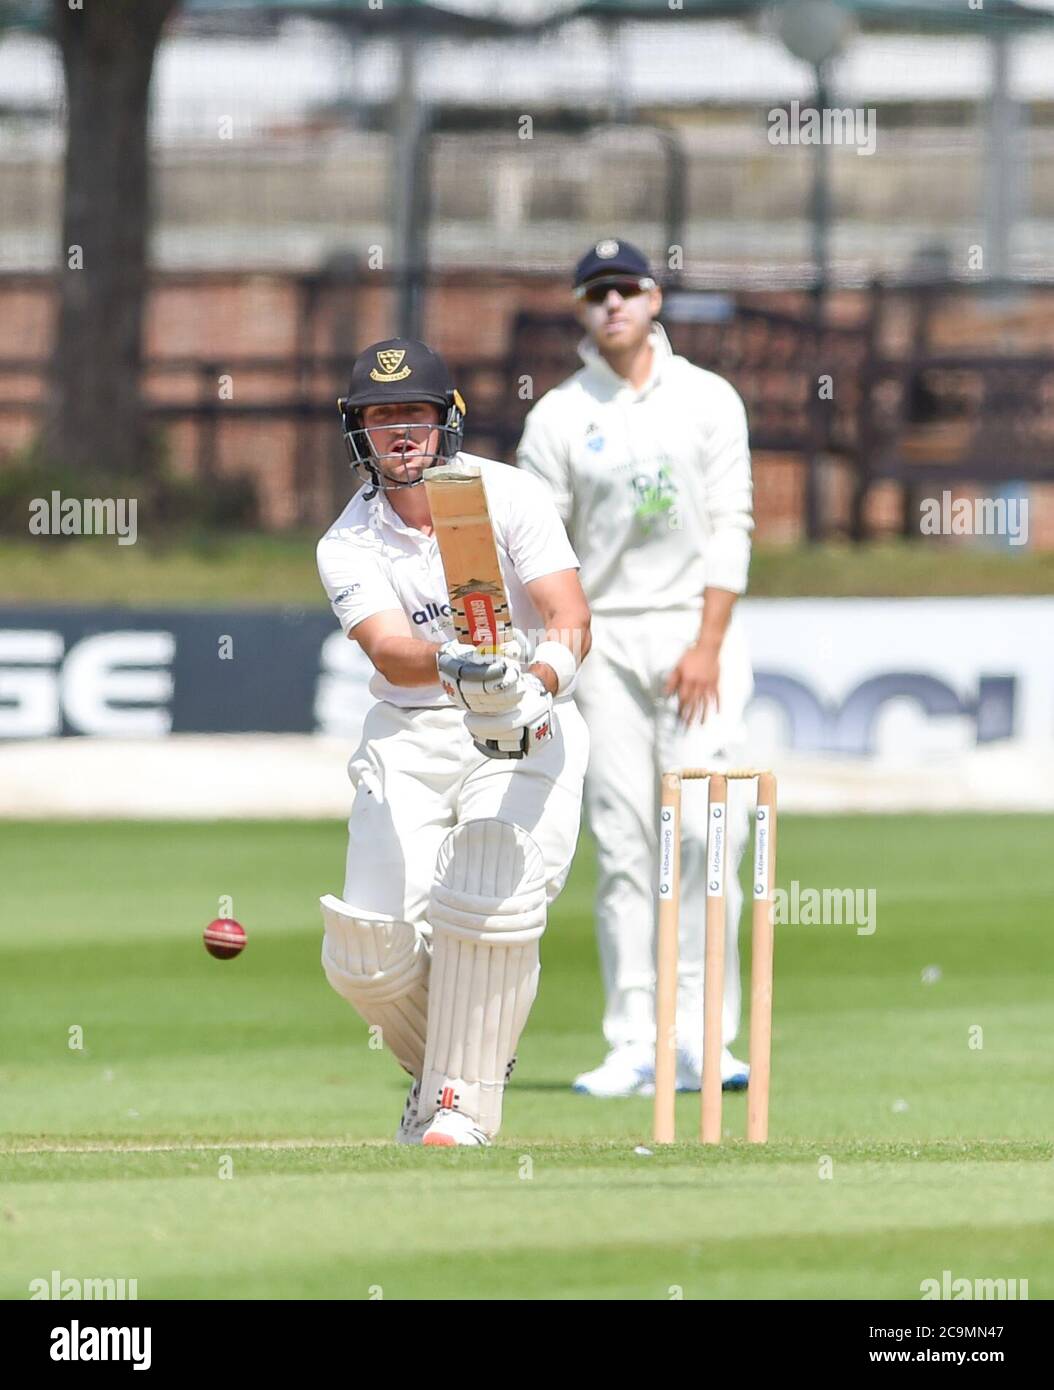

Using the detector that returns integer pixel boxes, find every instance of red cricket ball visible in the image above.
[203,917,247,960]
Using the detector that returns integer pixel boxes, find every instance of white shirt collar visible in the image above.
[577,322,673,398]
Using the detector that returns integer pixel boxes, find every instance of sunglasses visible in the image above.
[575,276,656,305]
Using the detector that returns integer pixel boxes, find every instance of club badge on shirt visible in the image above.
[631,465,679,531]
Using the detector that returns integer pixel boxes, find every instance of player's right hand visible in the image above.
[437,640,523,713]
[664,640,720,726]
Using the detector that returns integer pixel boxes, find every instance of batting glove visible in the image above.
[464,674,554,760]
[437,640,524,714]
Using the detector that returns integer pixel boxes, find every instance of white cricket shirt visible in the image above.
[517,325,753,616]
[317,452,580,708]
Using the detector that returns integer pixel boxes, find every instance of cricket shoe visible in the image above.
[421,1107,490,1147]
[572,1047,655,1098]
[398,1057,516,1145]
[674,1047,750,1093]
[395,1079,426,1146]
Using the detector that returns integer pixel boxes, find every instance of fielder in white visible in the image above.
[518,239,755,1098]
[317,337,591,1146]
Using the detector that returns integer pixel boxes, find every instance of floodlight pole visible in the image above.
[984,32,1022,284]
[811,58,831,299]
[771,0,851,543]
[803,56,832,543]
[393,23,430,340]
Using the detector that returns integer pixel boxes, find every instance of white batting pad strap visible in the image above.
[431,817,547,940]
[319,894,429,1077]
[320,895,425,1001]
[428,885,545,943]
[421,821,547,1136]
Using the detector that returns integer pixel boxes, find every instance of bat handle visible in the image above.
[493,630,522,661]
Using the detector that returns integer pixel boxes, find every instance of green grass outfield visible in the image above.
[2,816,1052,1300]
[2,534,1053,603]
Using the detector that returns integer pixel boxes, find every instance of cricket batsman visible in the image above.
[316,337,591,1146]
[517,239,755,1098]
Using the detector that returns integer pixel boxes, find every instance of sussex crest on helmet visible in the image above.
[371,348,411,382]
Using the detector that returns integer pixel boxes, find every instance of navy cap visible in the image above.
[573,237,653,289]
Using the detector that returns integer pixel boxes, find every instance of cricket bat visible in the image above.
[424,459,515,656]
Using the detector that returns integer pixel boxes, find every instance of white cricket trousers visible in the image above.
[572,608,755,1056]
[342,699,589,924]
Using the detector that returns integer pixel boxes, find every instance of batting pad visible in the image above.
[320,895,430,1078]
[420,819,546,1137]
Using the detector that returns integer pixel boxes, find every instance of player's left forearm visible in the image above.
[528,610,591,696]
[694,587,738,654]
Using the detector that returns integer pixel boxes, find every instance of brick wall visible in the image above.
[3,271,1053,545]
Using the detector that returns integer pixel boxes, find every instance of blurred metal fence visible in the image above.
[3,11,1054,282]
[2,268,1053,540]
[2,7,1054,540]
